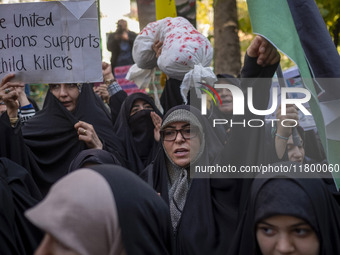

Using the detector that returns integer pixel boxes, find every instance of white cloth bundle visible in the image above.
[127,17,217,103]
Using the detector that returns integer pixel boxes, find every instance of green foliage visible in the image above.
[197,0,339,70]
[315,0,340,46]
[237,1,252,34]
[235,0,338,69]
[197,0,214,38]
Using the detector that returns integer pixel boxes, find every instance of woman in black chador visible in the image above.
[0,75,124,196]
[113,92,163,174]
[141,35,281,255]
[141,104,243,255]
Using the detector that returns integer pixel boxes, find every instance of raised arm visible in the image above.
[0,73,25,125]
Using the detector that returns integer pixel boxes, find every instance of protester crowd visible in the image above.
[0,16,340,255]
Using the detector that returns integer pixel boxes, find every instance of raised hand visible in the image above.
[246,35,280,66]
[0,73,25,118]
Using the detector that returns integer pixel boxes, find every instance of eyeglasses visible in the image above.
[161,127,200,141]
[49,83,80,92]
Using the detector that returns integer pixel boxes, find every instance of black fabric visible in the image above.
[254,178,318,234]
[304,129,327,162]
[160,78,185,114]
[113,92,163,174]
[287,0,340,102]
[215,54,279,169]
[128,110,156,160]
[141,104,247,255]
[68,148,121,172]
[88,164,174,255]
[227,171,340,255]
[0,84,125,196]
[109,89,128,125]
[206,76,241,145]
[286,1,340,79]
[206,108,232,145]
[0,158,43,255]
[0,113,37,176]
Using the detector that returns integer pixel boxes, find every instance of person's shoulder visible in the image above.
[129,30,138,38]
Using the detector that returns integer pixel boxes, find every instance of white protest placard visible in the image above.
[0,0,102,83]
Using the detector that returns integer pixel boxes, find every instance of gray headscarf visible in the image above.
[161,108,205,232]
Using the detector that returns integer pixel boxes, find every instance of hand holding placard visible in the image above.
[0,0,102,84]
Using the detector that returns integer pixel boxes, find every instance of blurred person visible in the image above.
[214,35,281,171]
[101,61,127,123]
[267,104,325,165]
[93,82,110,105]
[107,19,137,75]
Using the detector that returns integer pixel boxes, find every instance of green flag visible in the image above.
[247,0,340,189]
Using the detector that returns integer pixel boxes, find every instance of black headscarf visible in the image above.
[68,148,122,172]
[227,171,340,255]
[0,158,43,255]
[113,92,163,174]
[141,104,247,255]
[90,165,173,255]
[0,84,124,196]
[160,78,184,114]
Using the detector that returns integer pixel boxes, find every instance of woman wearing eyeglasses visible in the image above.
[140,35,282,255]
[141,104,247,255]
[0,74,125,196]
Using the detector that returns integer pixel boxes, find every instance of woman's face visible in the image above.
[130,99,153,116]
[215,88,233,114]
[287,135,305,164]
[49,84,80,112]
[35,233,80,255]
[256,215,319,255]
[162,121,201,167]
